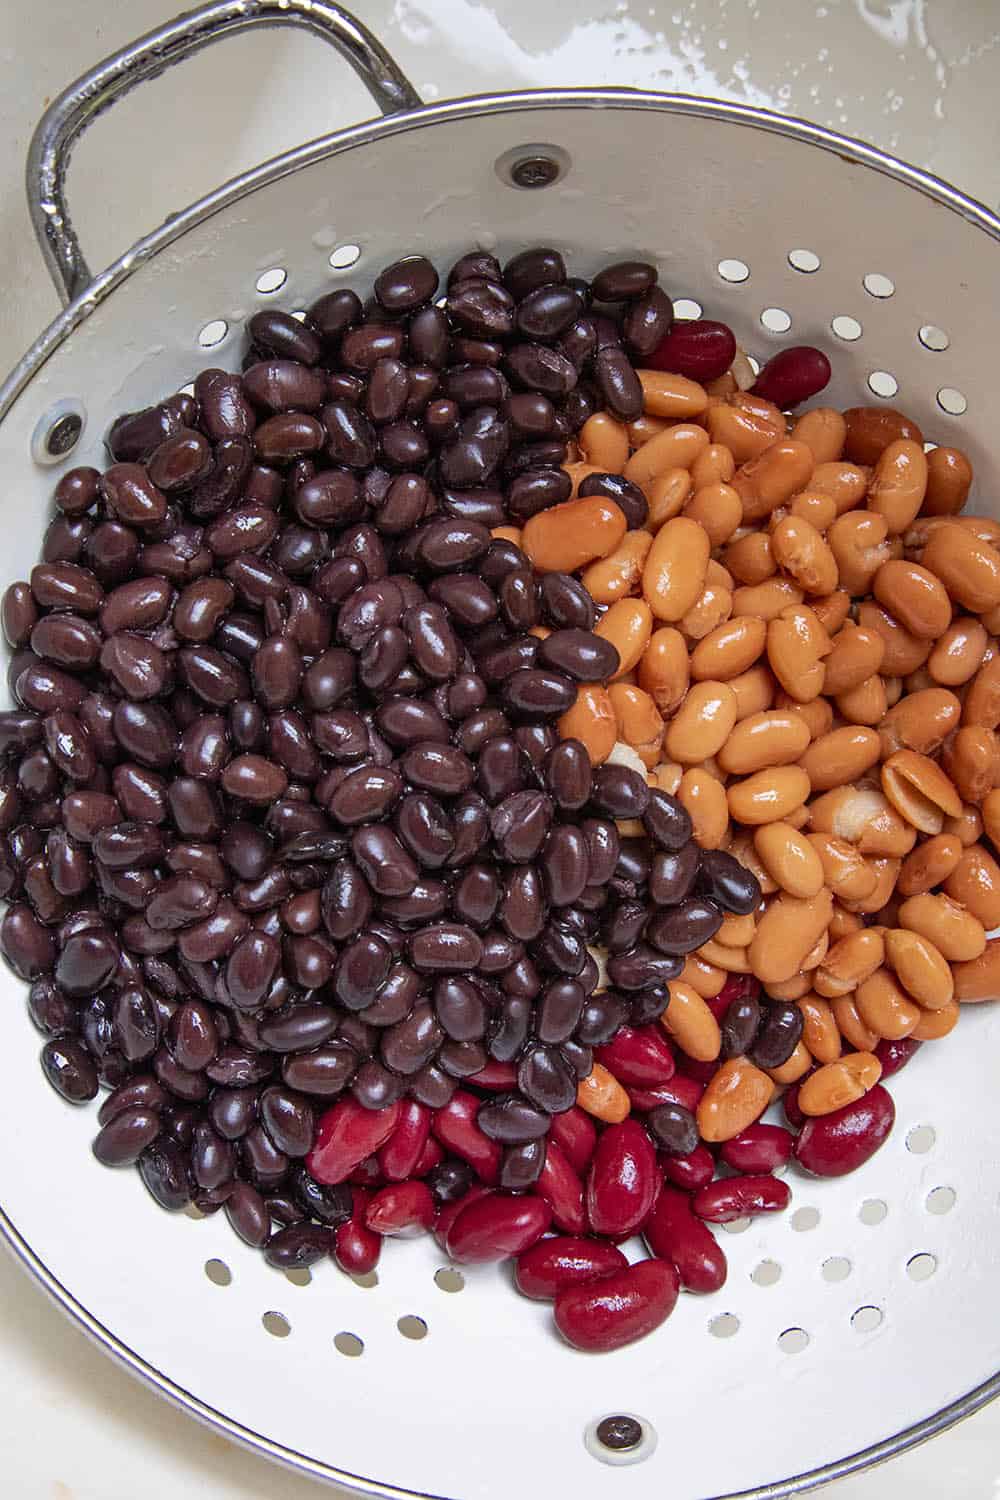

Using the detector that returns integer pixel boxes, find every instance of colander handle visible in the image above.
[26,0,423,306]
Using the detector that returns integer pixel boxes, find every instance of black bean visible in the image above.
[538,628,619,682]
[649,843,700,906]
[594,345,644,420]
[647,1102,699,1156]
[489,790,551,863]
[698,848,762,916]
[500,866,545,942]
[592,261,657,301]
[427,1157,474,1202]
[750,1002,804,1070]
[265,1221,333,1269]
[139,1137,193,1211]
[516,285,583,340]
[607,945,683,991]
[503,248,566,300]
[500,1139,546,1190]
[447,279,515,338]
[409,922,483,972]
[578,471,649,529]
[450,863,500,929]
[576,991,629,1046]
[93,1107,161,1166]
[645,898,724,956]
[643,788,694,850]
[433,975,487,1041]
[506,467,573,519]
[40,1036,98,1102]
[540,825,590,907]
[351,1058,405,1109]
[517,1042,576,1114]
[536,977,585,1043]
[488,995,531,1062]
[282,1042,357,1095]
[223,1181,269,1245]
[623,286,674,360]
[259,1085,314,1157]
[502,668,575,717]
[505,343,578,397]
[590,764,651,819]
[721,992,762,1059]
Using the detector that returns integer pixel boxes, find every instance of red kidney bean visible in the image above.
[365,1179,436,1236]
[306,1096,400,1184]
[377,1100,432,1180]
[554,1258,680,1352]
[515,1236,628,1300]
[333,1188,383,1274]
[411,1136,444,1176]
[647,318,737,381]
[751,345,831,407]
[795,1085,896,1177]
[627,1075,704,1113]
[431,1090,501,1184]
[466,1060,518,1091]
[644,1185,728,1293]
[536,1136,587,1233]
[660,1142,716,1192]
[693,1174,791,1222]
[586,1119,659,1237]
[721,1123,795,1174]
[874,1037,923,1078]
[445,1189,551,1262]
[595,1024,675,1087]
[433,1182,492,1248]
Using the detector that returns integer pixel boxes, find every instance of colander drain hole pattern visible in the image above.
[173,238,974,481]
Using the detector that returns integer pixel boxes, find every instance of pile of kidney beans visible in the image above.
[0,245,909,1352]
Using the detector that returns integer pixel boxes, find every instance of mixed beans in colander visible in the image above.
[2,243,997,1352]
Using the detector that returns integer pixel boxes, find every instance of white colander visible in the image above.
[2,3,998,1496]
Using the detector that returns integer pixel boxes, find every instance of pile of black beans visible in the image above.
[0,245,757,1247]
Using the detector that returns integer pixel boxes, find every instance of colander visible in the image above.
[2,3,999,1496]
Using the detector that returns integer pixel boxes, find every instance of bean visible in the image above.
[555,1258,680,1351]
[923,445,973,515]
[41,1037,99,1103]
[796,1083,895,1175]
[648,318,736,383]
[660,979,722,1060]
[693,1173,791,1222]
[696,1056,773,1141]
[594,1024,675,1088]
[643,517,710,623]
[727,766,810,826]
[665,681,737,764]
[644,1185,727,1294]
[576,1063,630,1123]
[585,1118,659,1237]
[922,523,1000,613]
[898,891,986,962]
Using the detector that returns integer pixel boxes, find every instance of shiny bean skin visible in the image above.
[643,1186,727,1294]
[795,1084,895,1174]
